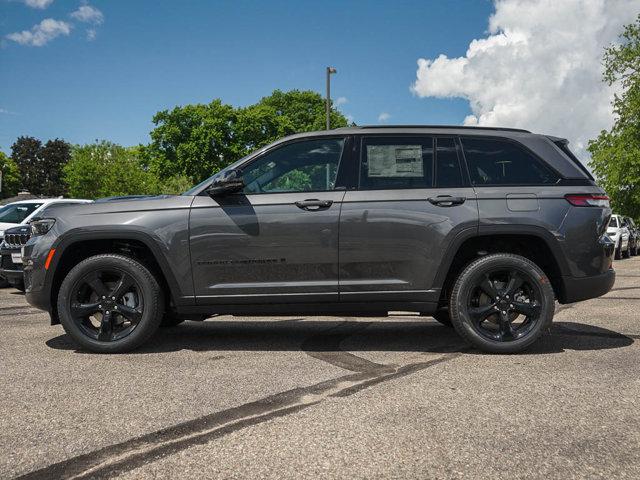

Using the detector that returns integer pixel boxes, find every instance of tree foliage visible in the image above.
[588,15,640,219]
[10,136,70,196]
[146,89,350,183]
[64,141,190,199]
[0,151,21,199]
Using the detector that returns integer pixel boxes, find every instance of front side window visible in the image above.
[0,203,42,224]
[610,217,619,228]
[241,138,345,194]
[461,137,558,186]
[360,136,433,190]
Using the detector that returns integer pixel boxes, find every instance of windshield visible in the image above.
[0,203,43,224]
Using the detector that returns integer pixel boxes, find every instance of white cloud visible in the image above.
[0,108,16,115]
[334,96,348,107]
[378,112,391,123]
[411,0,640,160]
[86,28,97,41]
[5,18,71,47]
[70,5,104,24]
[23,0,54,9]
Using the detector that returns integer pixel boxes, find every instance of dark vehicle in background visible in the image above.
[624,217,639,256]
[0,200,91,290]
[21,126,614,354]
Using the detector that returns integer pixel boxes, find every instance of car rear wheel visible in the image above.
[449,253,555,353]
[57,254,163,353]
[615,241,622,260]
[624,243,632,258]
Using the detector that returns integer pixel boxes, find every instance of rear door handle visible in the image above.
[295,199,334,211]
[427,195,466,207]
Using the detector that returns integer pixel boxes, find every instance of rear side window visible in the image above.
[360,136,433,190]
[610,217,618,228]
[435,137,464,187]
[461,137,558,186]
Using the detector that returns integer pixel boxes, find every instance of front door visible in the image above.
[190,137,348,304]
[339,135,479,304]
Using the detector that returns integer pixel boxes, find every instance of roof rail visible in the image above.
[354,125,531,133]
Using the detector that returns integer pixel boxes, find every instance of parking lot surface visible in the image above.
[1,258,640,479]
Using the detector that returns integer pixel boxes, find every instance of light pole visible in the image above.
[326,66,337,130]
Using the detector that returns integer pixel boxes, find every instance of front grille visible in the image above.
[1,254,15,269]
[4,231,31,248]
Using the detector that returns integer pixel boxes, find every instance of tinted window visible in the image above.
[436,137,463,187]
[360,136,433,190]
[461,137,557,185]
[0,203,42,224]
[610,217,618,228]
[242,138,345,194]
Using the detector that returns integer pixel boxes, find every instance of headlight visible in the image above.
[30,218,56,236]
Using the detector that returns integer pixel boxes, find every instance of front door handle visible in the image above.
[427,195,466,207]
[295,199,334,211]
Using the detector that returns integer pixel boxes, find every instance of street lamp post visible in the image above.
[326,66,337,130]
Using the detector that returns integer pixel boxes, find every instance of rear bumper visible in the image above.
[559,269,615,304]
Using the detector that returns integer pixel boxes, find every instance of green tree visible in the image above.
[588,15,640,219]
[0,151,21,199]
[147,89,350,183]
[64,141,159,199]
[11,136,42,195]
[10,136,70,196]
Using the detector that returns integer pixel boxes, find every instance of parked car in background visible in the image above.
[607,214,631,259]
[624,217,639,256]
[0,199,91,290]
[22,126,615,354]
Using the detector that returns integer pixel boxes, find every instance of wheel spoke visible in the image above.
[109,273,135,300]
[117,305,142,324]
[498,311,515,340]
[70,302,100,317]
[512,300,541,318]
[85,272,110,298]
[98,312,114,341]
[468,303,496,324]
[479,275,498,300]
[504,271,524,296]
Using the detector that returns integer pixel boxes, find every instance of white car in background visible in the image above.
[0,199,88,237]
[608,214,631,260]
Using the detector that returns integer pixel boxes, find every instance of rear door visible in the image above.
[338,135,478,304]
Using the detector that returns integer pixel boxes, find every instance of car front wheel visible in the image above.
[449,253,555,354]
[57,254,163,353]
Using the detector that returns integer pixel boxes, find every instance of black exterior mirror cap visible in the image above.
[206,169,245,197]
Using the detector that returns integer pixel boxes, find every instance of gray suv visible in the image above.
[23,126,615,353]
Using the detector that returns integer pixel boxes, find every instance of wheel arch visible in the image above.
[47,229,190,324]
[434,226,570,305]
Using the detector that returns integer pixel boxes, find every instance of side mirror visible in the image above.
[206,169,245,197]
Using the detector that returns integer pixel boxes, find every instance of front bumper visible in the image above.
[559,268,615,304]
[0,248,24,286]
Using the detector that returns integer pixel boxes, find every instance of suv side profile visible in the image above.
[23,126,615,354]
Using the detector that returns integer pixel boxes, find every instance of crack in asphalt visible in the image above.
[16,321,464,480]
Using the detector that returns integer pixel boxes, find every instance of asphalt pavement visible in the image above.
[1,257,639,479]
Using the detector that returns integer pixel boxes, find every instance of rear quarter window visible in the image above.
[461,137,558,186]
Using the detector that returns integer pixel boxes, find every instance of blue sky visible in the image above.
[0,0,494,153]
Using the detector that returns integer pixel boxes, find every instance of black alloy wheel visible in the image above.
[449,253,555,353]
[57,254,163,353]
[69,269,144,342]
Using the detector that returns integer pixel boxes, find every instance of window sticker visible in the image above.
[367,145,423,177]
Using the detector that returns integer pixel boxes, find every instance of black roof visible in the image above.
[344,125,531,133]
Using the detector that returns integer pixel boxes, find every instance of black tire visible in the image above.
[449,253,555,354]
[615,241,622,260]
[624,243,631,259]
[0,276,10,288]
[57,254,163,353]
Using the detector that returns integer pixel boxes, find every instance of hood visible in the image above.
[41,194,185,220]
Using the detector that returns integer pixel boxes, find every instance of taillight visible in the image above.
[565,194,610,207]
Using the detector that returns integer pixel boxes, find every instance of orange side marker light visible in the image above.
[44,248,56,270]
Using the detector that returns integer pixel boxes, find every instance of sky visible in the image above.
[1,0,638,161]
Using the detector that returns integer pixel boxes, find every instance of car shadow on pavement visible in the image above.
[45,319,634,355]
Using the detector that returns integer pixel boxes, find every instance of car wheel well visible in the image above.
[440,234,563,306]
[50,239,172,321]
